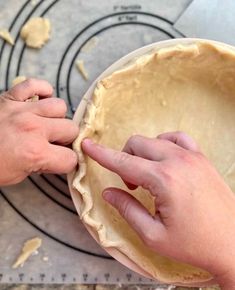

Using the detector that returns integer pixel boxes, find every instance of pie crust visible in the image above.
[68,39,235,286]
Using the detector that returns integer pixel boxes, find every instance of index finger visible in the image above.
[82,139,163,191]
[8,78,53,101]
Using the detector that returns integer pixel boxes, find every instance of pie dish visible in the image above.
[68,39,235,286]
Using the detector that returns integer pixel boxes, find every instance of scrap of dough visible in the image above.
[0,29,14,45]
[12,237,42,269]
[76,60,89,80]
[70,42,235,285]
[81,37,99,53]
[12,76,39,102]
[25,95,39,102]
[31,0,37,6]
[12,76,26,87]
[20,17,51,48]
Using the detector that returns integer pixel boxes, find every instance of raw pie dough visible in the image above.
[0,29,14,45]
[20,17,51,48]
[12,237,42,268]
[12,75,27,87]
[76,59,89,80]
[81,36,99,53]
[70,42,235,285]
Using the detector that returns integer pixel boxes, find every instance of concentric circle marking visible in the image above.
[5,0,59,90]
[0,0,111,258]
[56,11,184,115]
[66,21,176,113]
[0,190,112,259]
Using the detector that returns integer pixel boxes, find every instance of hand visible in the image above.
[0,78,78,186]
[82,132,235,288]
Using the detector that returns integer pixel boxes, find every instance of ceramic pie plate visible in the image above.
[68,39,235,286]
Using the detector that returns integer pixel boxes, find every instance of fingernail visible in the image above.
[103,191,113,203]
[82,138,93,146]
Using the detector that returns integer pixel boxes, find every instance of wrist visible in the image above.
[208,202,235,288]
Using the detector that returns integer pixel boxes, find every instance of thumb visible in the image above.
[102,187,166,249]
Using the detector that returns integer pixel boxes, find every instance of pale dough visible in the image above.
[20,17,51,48]
[31,0,38,6]
[81,37,99,53]
[12,76,27,87]
[0,29,14,45]
[70,42,235,285]
[12,237,42,268]
[76,59,89,80]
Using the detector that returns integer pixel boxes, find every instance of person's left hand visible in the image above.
[0,78,78,186]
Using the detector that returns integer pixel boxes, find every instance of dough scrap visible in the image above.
[20,17,51,48]
[31,0,38,6]
[76,59,89,80]
[12,76,27,87]
[25,95,39,102]
[70,41,235,285]
[81,37,99,53]
[12,237,42,269]
[0,29,14,45]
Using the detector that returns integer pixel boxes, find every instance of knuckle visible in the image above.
[14,112,40,133]
[114,151,130,167]
[128,134,142,145]
[176,150,193,164]
[124,134,139,151]
[157,132,167,139]
[23,141,45,169]
[141,164,159,190]
[151,163,174,190]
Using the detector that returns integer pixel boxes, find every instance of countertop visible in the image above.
[0,285,221,290]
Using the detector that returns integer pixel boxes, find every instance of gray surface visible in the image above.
[174,0,235,45]
[0,193,156,285]
[0,0,229,286]
[0,286,195,290]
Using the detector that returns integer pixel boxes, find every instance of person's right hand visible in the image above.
[0,78,78,186]
[82,132,235,289]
